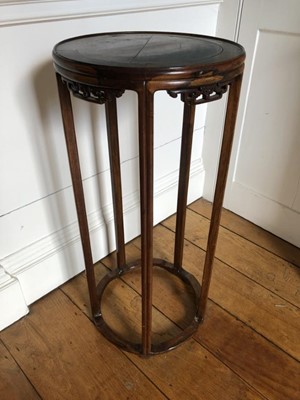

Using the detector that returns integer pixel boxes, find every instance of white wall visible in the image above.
[0,0,222,329]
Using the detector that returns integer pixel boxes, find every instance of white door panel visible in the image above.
[234,30,300,206]
[224,0,300,247]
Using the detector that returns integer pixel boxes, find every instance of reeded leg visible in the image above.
[198,74,243,320]
[138,85,154,355]
[105,98,126,269]
[56,74,98,317]
[174,102,196,270]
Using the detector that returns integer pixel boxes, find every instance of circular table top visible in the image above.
[53,31,245,85]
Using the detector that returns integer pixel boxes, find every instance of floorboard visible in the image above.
[198,301,300,400]
[1,198,299,400]
[163,209,300,308]
[0,340,41,400]
[189,198,300,268]
[141,223,300,361]
[62,260,264,400]
[1,290,166,400]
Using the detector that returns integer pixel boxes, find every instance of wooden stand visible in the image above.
[53,32,245,356]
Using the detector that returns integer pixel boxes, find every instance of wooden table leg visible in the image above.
[105,98,126,270]
[198,73,243,320]
[56,74,99,318]
[174,101,196,271]
[138,85,154,356]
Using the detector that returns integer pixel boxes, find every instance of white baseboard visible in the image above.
[0,268,29,330]
[228,182,300,248]
[0,158,205,330]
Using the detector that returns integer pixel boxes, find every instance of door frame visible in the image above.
[202,0,244,202]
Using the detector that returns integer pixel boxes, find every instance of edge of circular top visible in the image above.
[52,30,245,72]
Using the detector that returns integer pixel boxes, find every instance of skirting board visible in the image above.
[228,182,300,248]
[0,269,29,330]
[0,158,205,330]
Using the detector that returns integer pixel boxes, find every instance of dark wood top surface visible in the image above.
[53,32,245,72]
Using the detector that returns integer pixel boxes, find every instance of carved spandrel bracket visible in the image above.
[62,77,125,104]
[167,82,229,105]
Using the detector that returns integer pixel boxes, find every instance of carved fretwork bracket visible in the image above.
[62,78,125,104]
[167,82,229,105]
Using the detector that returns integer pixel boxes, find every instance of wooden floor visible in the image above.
[1,198,300,400]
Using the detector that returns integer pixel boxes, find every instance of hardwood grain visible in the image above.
[131,226,300,398]
[62,263,181,344]
[135,225,300,361]
[131,340,264,400]
[2,199,299,400]
[1,291,166,400]
[0,340,41,400]
[163,208,300,309]
[200,302,300,400]
[62,260,264,400]
[99,241,300,400]
[189,198,300,268]
[100,244,197,330]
